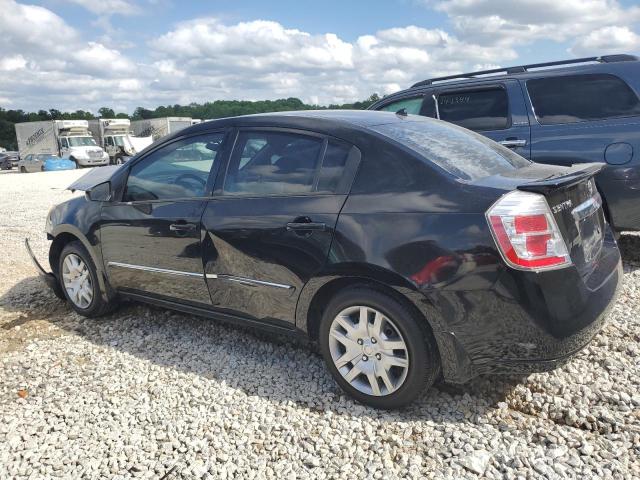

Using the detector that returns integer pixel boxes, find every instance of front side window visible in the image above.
[60,138,68,148]
[527,73,640,125]
[124,133,224,201]
[380,97,424,115]
[224,131,323,196]
[438,88,509,131]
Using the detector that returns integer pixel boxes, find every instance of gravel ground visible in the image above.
[0,168,639,479]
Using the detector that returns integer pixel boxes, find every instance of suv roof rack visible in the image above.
[411,54,639,88]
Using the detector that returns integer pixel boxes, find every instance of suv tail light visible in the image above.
[487,190,571,271]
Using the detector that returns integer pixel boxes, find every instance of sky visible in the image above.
[0,0,639,114]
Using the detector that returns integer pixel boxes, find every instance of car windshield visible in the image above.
[36,154,58,161]
[113,136,125,147]
[67,136,97,147]
[370,119,530,181]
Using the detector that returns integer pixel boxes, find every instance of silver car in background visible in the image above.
[18,153,53,172]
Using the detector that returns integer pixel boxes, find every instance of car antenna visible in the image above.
[395,108,408,117]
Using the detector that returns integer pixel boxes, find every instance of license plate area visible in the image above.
[572,194,604,265]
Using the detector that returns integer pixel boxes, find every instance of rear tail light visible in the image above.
[487,190,571,271]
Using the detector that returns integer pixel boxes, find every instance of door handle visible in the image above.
[169,223,197,232]
[499,138,527,148]
[286,222,326,231]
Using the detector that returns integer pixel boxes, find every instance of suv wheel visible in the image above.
[319,287,440,408]
[59,241,115,317]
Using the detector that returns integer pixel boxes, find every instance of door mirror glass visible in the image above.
[86,181,112,202]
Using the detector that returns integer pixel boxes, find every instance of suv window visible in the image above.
[438,88,509,131]
[527,74,640,125]
[224,131,323,196]
[124,133,224,201]
[380,97,424,115]
[370,119,530,181]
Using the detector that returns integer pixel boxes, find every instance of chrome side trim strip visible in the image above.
[108,261,204,278]
[205,273,294,290]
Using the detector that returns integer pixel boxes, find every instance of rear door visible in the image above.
[201,128,360,327]
[434,81,531,158]
[101,131,227,304]
[524,72,640,166]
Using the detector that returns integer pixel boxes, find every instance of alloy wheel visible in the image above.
[328,305,409,396]
[61,253,94,309]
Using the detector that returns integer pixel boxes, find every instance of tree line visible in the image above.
[0,95,381,150]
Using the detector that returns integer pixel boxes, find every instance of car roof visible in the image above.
[371,54,640,105]
[172,109,433,138]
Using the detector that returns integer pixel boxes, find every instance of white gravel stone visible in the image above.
[1,169,640,479]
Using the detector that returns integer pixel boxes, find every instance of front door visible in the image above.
[101,132,226,304]
[435,81,531,159]
[202,129,360,326]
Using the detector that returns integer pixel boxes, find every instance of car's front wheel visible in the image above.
[319,287,440,409]
[58,241,115,317]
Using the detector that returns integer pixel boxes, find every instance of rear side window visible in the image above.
[370,120,530,181]
[438,88,509,131]
[380,97,424,115]
[224,131,323,195]
[527,74,640,125]
[317,140,356,193]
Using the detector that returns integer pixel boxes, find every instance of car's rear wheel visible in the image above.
[20,166,26,173]
[319,287,440,409]
[58,241,115,317]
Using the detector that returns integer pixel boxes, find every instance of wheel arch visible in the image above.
[296,265,475,383]
[49,225,115,302]
[297,264,446,338]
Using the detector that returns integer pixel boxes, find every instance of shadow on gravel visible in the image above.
[618,233,640,269]
[2,276,529,423]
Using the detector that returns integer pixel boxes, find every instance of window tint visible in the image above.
[317,140,355,193]
[224,131,323,196]
[527,74,640,125]
[380,97,424,115]
[370,119,530,181]
[438,88,509,131]
[124,133,223,201]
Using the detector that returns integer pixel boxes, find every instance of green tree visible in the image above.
[98,107,116,118]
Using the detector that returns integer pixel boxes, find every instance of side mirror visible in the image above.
[86,181,112,202]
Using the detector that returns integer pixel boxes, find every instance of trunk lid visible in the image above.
[482,163,606,274]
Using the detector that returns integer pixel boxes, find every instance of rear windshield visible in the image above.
[370,119,530,181]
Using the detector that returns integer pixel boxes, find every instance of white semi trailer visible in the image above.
[15,120,109,167]
[88,119,153,164]
[130,117,192,142]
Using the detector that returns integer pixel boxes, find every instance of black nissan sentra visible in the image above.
[27,111,621,408]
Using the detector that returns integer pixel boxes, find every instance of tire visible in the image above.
[20,166,26,173]
[70,157,80,169]
[319,287,440,409]
[58,241,115,317]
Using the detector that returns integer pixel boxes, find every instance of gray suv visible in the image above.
[370,54,640,232]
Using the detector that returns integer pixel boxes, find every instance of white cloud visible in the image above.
[433,0,640,46]
[571,26,640,56]
[0,55,27,72]
[0,0,639,114]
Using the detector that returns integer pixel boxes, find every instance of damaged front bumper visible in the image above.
[25,238,65,299]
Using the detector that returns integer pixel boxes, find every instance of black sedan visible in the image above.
[27,111,622,408]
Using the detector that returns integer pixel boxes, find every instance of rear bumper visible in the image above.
[433,229,622,383]
[25,238,65,299]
